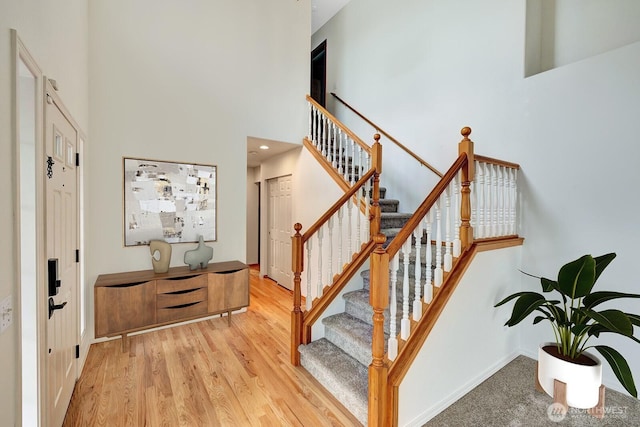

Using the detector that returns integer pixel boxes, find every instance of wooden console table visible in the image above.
[94,261,249,351]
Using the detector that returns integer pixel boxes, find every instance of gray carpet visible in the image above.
[425,355,640,426]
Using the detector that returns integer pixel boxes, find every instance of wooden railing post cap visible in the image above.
[294,223,302,234]
[374,133,381,143]
[461,126,472,140]
[373,233,387,250]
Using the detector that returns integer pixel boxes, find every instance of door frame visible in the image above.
[311,40,327,107]
[12,29,46,427]
[265,174,293,289]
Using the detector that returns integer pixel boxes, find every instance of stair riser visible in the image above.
[380,215,412,229]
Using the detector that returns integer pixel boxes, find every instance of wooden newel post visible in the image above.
[291,223,304,366]
[368,233,389,426]
[458,127,475,251]
[370,134,382,239]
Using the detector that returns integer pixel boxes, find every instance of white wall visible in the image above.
[1,0,89,424]
[518,39,640,394]
[314,0,640,420]
[87,0,310,335]
[400,247,522,426]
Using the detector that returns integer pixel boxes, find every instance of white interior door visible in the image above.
[267,175,293,289]
[45,85,79,426]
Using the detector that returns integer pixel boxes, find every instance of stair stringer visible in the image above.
[386,237,524,426]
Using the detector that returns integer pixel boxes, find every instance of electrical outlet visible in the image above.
[0,295,12,333]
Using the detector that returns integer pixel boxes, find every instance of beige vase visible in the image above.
[149,240,172,273]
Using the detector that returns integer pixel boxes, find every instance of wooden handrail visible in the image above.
[330,92,444,178]
[385,154,468,258]
[307,95,371,152]
[474,154,520,170]
[302,168,376,242]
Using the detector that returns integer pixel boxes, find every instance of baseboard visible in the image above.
[404,351,521,427]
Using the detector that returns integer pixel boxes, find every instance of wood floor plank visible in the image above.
[63,267,362,426]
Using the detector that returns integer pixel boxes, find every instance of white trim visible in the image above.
[12,29,46,427]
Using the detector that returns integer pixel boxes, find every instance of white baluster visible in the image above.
[413,222,423,321]
[314,107,319,146]
[347,196,353,257]
[331,122,337,168]
[444,185,452,272]
[337,129,343,175]
[317,226,323,297]
[322,115,328,157]
[328,216,334,284]
[356,169,362,248]
[470,163,477,238]
[358,145,363,183]
[477,162,485,239]
[511,168,517,235]
[401,238,411,340]
[308,102,312,140]
[491,164,498,237]
[453,171,461,257]
[338,206,344,268]
[365,163,371,240]
[306,239,312,310]
[498,166,504,236]
[343,137,350,182]
[434,200,443,287]
[424,211,433,304]
[388,253,400,361]
[350,140,356,186]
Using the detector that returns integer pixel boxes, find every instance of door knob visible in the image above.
[48,297,67,319]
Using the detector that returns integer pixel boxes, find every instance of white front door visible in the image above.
[268,175,293,289]
[45,84,79,426]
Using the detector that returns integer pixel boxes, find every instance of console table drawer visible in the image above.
[157,287,207,309]
[157,301,207,323]
[156,274,207,294]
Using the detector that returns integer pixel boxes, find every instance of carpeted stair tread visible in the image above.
[323,312,388,367]
[344,289,410,335]
[298,338,368,424]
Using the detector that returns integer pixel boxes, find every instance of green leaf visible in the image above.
[504,293,547,327]
[583,291,640,309]
[582,309,633,336]
[626,313,640,327]
[594,345,638,398]
[572,324,591,336]
[593,253,616,283]
[557,255,596,298]
[541,277,557,292]
[494,291,536,308]
[533,316,547,325]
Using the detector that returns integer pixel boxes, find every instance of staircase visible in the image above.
[298,187,414,424]
[294,95,523,426]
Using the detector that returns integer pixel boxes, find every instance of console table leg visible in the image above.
[227,310,232,326]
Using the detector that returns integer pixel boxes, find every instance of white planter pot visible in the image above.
[537,342,602,409]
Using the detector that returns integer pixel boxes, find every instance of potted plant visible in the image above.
[495,253,640,408]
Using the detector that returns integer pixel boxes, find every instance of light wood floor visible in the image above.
[63,268,361,426]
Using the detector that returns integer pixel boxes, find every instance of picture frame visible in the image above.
[123,157,217,246]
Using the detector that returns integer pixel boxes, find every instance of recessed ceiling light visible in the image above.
[259,145,270,150]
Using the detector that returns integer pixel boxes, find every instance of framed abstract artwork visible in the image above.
[123,157,217,246]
